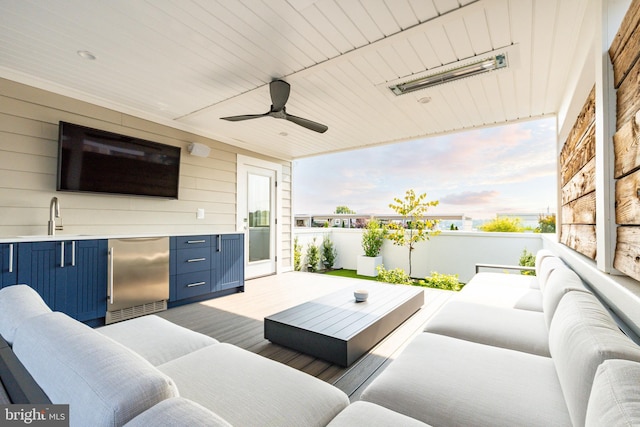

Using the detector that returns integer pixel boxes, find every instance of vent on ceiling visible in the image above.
[389,54,508,96]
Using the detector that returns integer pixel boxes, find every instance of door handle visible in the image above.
[60,242,65,268]
[8,244,13,273]
[187,258,206,263]
[109,247,114,304]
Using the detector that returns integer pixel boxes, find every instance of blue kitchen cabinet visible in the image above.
[214,234,244,291]
[169,233,244,306]
[65,239,108,322]
[17,241,69,312]
[0,243,18,287]
[16,239,107,323]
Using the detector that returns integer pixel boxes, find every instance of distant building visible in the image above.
[294,213,474,231]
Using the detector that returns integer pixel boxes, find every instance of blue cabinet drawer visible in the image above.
[175,247,211,274]
[175,235,211,250]
[175,270,211,300]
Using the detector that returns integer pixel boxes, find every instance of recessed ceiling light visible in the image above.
[418,96,432,104]
[279,131,288,136]
[77,50,96,60]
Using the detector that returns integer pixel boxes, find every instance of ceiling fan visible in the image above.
[220,80,328,133]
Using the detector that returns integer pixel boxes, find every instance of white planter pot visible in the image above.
[357,255,383,277]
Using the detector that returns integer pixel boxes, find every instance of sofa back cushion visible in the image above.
[13,312,178,427]
[549,292,640,427]
[586,359,640,426]
[542,268,590,329]
[0,285,51,345]
[534,250,555,274]
[537,256,565,292]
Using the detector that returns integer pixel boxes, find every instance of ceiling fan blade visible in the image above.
[220,113,268,122]
[285,113,328,133]
[270,80,290,111]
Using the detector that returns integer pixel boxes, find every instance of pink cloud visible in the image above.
[440,190,500,205]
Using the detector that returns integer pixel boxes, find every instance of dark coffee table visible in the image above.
[264,282,424,367]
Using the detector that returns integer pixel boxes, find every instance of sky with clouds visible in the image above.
[292,117,557,220]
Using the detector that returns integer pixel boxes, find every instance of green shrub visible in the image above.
[375,265,412,285]
[418,271,463,291]
[294,237,302,271]
[479,216,524,232]
[306,238,320,272]
[536,214,556,233]
[321,235,337,269]
[362,219,386,257]
[519,248,536,276]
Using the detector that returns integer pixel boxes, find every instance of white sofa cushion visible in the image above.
[97,314,218,365]
[158,343,349,427]
[424,300,550,356]
[124,397,232,427]
[536,256,565,292]
[13,312,178,427]
[585,359,640,426]
[541,267,590,329]
[361,333,571,427]
[466,271,538,289]
[534,249,556,278]
[0,285,51,345]
[549,291,640,427]
[327,401,431,426]
[455,281,543,311]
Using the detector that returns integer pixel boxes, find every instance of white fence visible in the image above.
[293,228,544,283]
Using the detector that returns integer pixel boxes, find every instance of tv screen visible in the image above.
[57,122,181,199]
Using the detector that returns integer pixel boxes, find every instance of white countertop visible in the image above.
[0,231,243,244]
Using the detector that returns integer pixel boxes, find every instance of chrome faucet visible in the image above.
[48,197,63,235]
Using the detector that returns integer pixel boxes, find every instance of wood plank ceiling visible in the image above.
[0,0,590,160]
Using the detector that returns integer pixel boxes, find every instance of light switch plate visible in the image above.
[196,208,205,219]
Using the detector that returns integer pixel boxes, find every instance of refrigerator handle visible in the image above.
[109,247,114,304]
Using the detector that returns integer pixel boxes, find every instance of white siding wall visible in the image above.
[0,78,292,268]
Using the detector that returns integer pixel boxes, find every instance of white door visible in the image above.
[237,156,281,279]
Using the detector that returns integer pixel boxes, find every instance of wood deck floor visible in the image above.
[157,272,453,400]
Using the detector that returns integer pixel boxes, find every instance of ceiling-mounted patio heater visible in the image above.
[389,54,508,96]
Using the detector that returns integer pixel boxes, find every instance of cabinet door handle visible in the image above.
[217,235,222,252]
[60,242,65,268]
[71,241,76,267]
[109,247,114,305]
[187,257,206,263]
[8,244,13,273]
[187,240,206,244]
[187,281,206,288]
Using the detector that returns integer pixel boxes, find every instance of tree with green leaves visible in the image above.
[386,189,440,277]
[335,206,355,214]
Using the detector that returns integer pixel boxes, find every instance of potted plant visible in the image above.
[357,219,386,276]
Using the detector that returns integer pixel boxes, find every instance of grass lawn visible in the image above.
[324,268,465,291]
[323,269,378,281]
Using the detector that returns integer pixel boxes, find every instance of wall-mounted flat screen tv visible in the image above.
[57,121,181,199]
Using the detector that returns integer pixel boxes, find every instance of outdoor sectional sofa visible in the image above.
[360,250,640,426]
[0,285,424,427]
[2,249,640,426]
